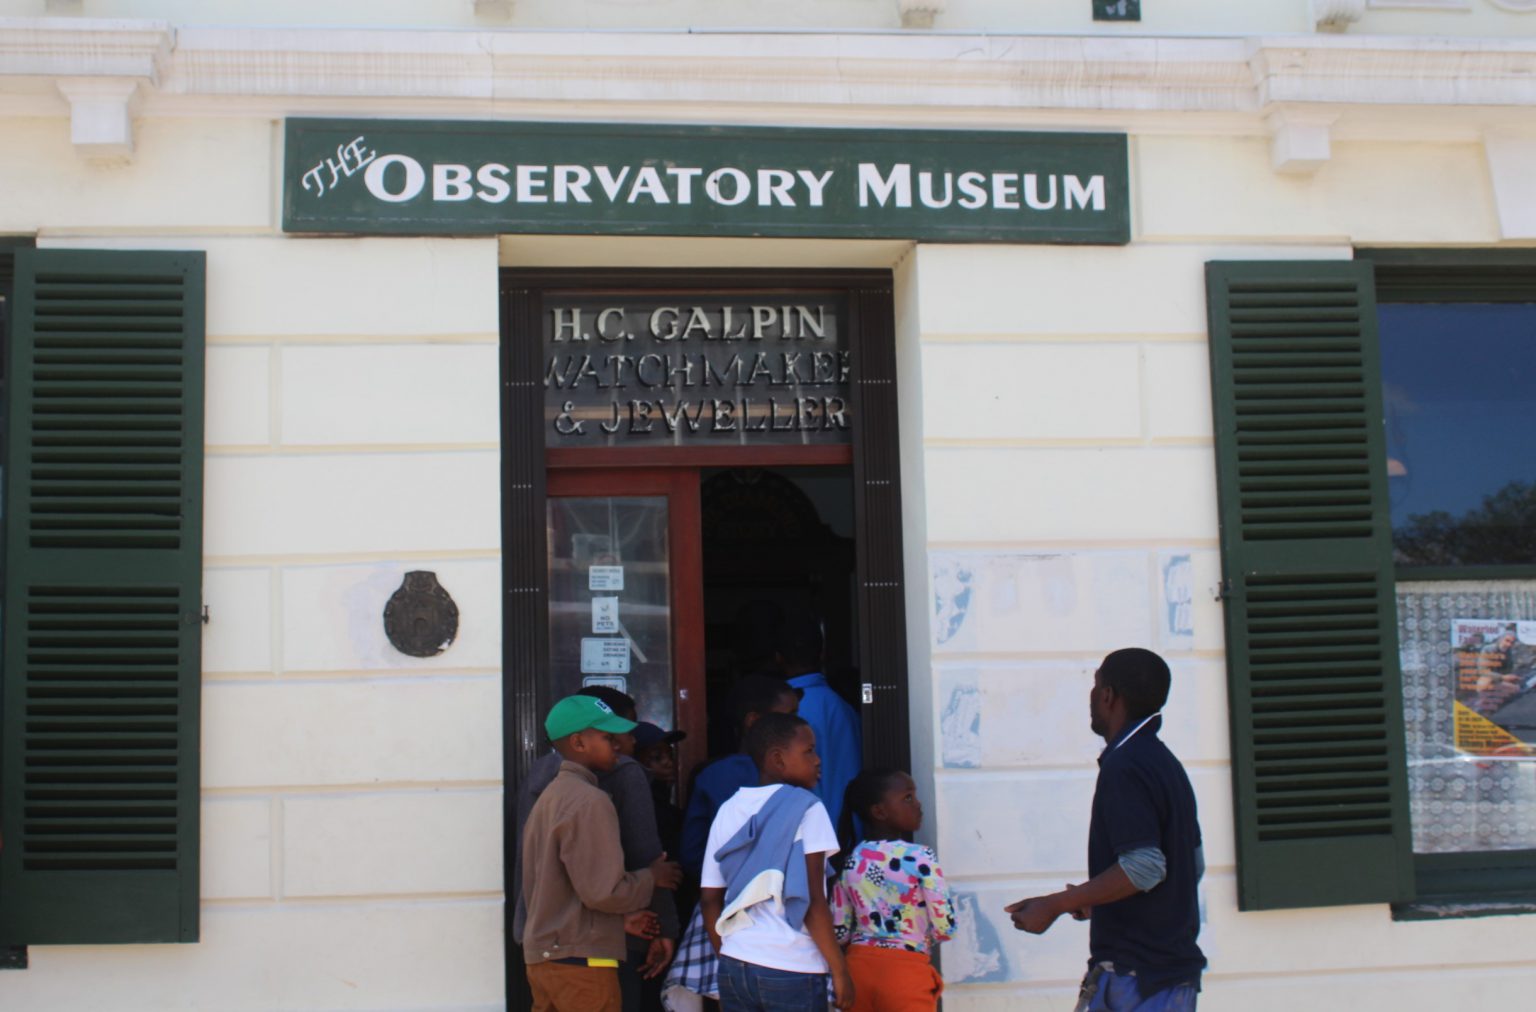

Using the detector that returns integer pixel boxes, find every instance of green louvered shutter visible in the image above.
[1205,260,1413,911]
[0,249,204,944]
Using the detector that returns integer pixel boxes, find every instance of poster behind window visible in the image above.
[1453,618,1536,758]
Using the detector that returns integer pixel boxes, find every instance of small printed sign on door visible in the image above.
[580,637,631,675]
[592,596,619,634]
[589,566,625,592]
[582,674,628,694]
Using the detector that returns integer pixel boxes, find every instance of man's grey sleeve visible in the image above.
[1117,845,1167,892]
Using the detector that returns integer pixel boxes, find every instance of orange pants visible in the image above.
[846,944,943,1012]
[526,960,622,1012]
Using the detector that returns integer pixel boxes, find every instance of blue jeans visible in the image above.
[718,955,829,1012]
[1077,965,1198,1012]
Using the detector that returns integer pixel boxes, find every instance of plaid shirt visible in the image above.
[661,908,718,1010]
[661,905,835,1010]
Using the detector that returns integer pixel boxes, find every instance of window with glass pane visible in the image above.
[1379,302,1536,568]
[1381,292,1536,858]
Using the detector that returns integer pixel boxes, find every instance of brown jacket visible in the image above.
[521,760,655,965]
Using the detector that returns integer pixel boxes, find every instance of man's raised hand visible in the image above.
[649,851,683,890]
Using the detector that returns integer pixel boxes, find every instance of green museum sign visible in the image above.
[282,119,1130,243]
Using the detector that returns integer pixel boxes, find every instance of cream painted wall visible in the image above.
[0,0,1311,33]
[1135,137,1502,245]
[11,0,1536,37]
[912,137,1536,1009]
[0,111,507,1004]
[4,83,1536,1011]
[0,118,274,234]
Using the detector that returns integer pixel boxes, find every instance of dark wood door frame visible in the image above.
[499,268,910,1009]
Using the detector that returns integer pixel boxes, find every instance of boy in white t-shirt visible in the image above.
[699,711,854,1012]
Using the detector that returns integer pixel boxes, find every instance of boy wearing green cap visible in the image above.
[523,694,684,1012]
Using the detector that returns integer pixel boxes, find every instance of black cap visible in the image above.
[632,721,686,751]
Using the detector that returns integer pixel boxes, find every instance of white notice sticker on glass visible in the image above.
[589,566,625,592]
[582,674,628,694]
[580,637,631,675]
[592,596,620,634]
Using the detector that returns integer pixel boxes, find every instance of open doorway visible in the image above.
[541,464,860,795]
[699,466,859,762]
[502,268,909,1012]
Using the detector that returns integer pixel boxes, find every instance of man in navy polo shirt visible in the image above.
[1006,648,1205,1011]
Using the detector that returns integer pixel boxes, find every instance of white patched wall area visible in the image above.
[911,137,1535,1010]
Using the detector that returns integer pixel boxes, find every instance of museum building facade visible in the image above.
[4,1,1536,1009]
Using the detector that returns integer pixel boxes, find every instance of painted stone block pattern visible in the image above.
[929,551,1154,655]
[935,660,1228,771]
[201,677,502,788]
[281,342,500,446]
[923,448,1218,543]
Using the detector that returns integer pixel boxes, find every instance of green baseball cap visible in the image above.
[545,694,637,741]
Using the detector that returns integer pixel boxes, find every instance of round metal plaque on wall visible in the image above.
[383,570,460,657]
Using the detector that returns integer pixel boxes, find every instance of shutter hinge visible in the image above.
[201,605,211,625]
[1213,579,1233,602]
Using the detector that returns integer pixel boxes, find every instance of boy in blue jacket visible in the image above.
[698,712,853,1012]
[679,674,800,878]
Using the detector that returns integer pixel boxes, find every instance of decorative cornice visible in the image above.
[4,20,1536,142]
[1249,34,1536,107]
[151,29,1259,111]
[0,17,171,81]
[164,27,496,99]
[160,26,1536,114]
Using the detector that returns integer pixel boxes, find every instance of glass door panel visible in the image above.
[546,495,674,727]
[545,469,705,790]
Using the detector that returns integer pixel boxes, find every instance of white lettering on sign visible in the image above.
[1065,174,1106,211]
[991,172,1019,210]
[364,153,427,203]
[555,165,594,203]
[669,167,703,204]
[758,169,797,207]
[301,135,378,198]
[1025,173,1057,210]
[339,151,1109,216]
[957,171,987,209]
[859,163,912,208]
[433,163,475,202]
[705,168,751,206]
[517,164,548,203]
[630,166,670,204]
[798,169,833,207]
[919,171,952,208]
[477,163,512,203]
[595,165,631,202]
